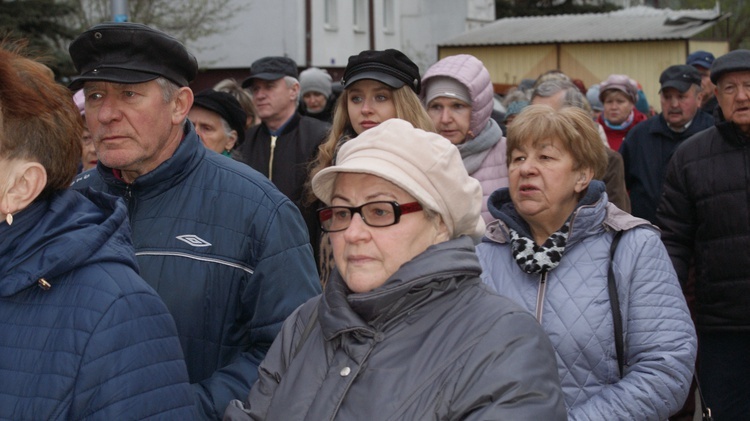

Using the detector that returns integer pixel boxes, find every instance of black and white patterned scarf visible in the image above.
[509,221,570,274]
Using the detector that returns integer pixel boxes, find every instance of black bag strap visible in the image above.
[292,300,320,360]
[607,230,713,420]
[694,371,714,421]
[607,230,625,378]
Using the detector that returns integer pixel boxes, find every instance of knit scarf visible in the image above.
[456,120,501,174]
[509,221,570,274]
[603,110,635,131]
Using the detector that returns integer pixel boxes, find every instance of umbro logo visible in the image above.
[176,235,212,247]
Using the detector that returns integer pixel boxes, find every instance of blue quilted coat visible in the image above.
[477,181,697,421]
[0,189,196,420]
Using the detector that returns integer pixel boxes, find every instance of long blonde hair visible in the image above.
[304,83,434,205]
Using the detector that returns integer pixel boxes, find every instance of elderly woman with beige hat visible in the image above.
[224,118,566,420]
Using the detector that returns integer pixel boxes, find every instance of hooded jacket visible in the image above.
[225,237,567,421]
[70,121,321,419]
[657,112,750,331]
[0,189,196,420]
[422,55,508,223]
[477,181,697,421]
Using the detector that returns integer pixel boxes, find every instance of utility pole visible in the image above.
[111,0,128,22]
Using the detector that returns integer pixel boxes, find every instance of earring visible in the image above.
[5,212,12,226]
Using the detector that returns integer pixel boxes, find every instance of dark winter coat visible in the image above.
[225,237,567,421]
[620,110,714,224]
[0,189,196,420]
[238,113,330,263]
[71,121,321,419]
[657,112,750,332]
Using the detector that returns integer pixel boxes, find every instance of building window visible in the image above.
[325,0,338,30]
[383,0,394,33]
[353,0,367,32]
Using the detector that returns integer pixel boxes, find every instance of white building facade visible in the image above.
[191,0,495,74]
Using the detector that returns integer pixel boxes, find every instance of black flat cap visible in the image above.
[192,90,247,141]
[241,56,298,88]
[68,22,198,90]
[341,49,421,94]
[710,49,750,84]
[659,65,701,93]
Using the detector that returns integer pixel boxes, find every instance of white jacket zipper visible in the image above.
[535,271,548,323]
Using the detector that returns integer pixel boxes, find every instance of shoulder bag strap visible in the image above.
[607,230,625,378]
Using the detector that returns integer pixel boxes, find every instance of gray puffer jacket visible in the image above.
[225,236,567,420]
[477,181,697,421]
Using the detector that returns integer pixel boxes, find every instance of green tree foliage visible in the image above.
[0,0,247,82]
[67,0,246,48]
[0,0,79,78]
[495,0,620,19]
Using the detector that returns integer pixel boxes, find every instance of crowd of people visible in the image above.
[1,20,748,421]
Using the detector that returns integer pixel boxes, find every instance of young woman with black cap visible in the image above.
[305,48,435,286]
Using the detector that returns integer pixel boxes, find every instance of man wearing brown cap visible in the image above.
[239,56,330,263]
[68,23,321,420]
[620,64,713,224]
[657,50,750,420]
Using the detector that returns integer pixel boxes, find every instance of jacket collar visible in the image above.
[0,189,134,296]
[715,106,750,147]
[651,112,713,139]
[484,181,607,247]
[319,237,481,339]
[259,112,302,138]
[96,121,206,197]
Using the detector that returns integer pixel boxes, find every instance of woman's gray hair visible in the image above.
[532,79,588,110]
[532,79,591,114]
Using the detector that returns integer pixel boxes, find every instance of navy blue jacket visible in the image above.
[71,121,321,419]
[619,110,713,224]
[0,189,196,420]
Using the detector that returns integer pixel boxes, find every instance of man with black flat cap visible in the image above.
[658,50,750,420]
[239,56,330,263]
[68,22,320,420]
[619,64,713,224]
[190,89,246,158]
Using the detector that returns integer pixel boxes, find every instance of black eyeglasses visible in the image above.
[317,201,423,233]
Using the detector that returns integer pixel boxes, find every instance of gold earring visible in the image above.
[5,212,12,226]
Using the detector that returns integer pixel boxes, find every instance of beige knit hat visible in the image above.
[312,119,485,239]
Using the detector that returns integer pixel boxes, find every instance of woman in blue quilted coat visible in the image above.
[0,45,196,419]
[477,105,697,420]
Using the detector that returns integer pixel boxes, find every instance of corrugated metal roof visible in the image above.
[440,6,728,46]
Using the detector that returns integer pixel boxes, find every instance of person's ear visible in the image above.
[171,87,194,125]
[574,167,594,194]
[290,82,300,101]
[225,130,238,151]
[2,162,47,218]
[434,217,451,243]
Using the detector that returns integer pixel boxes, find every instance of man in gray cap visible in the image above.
[239,56,330,263]
[657,50,750,420]
[620,64,713,224]
[68,22,320,420]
